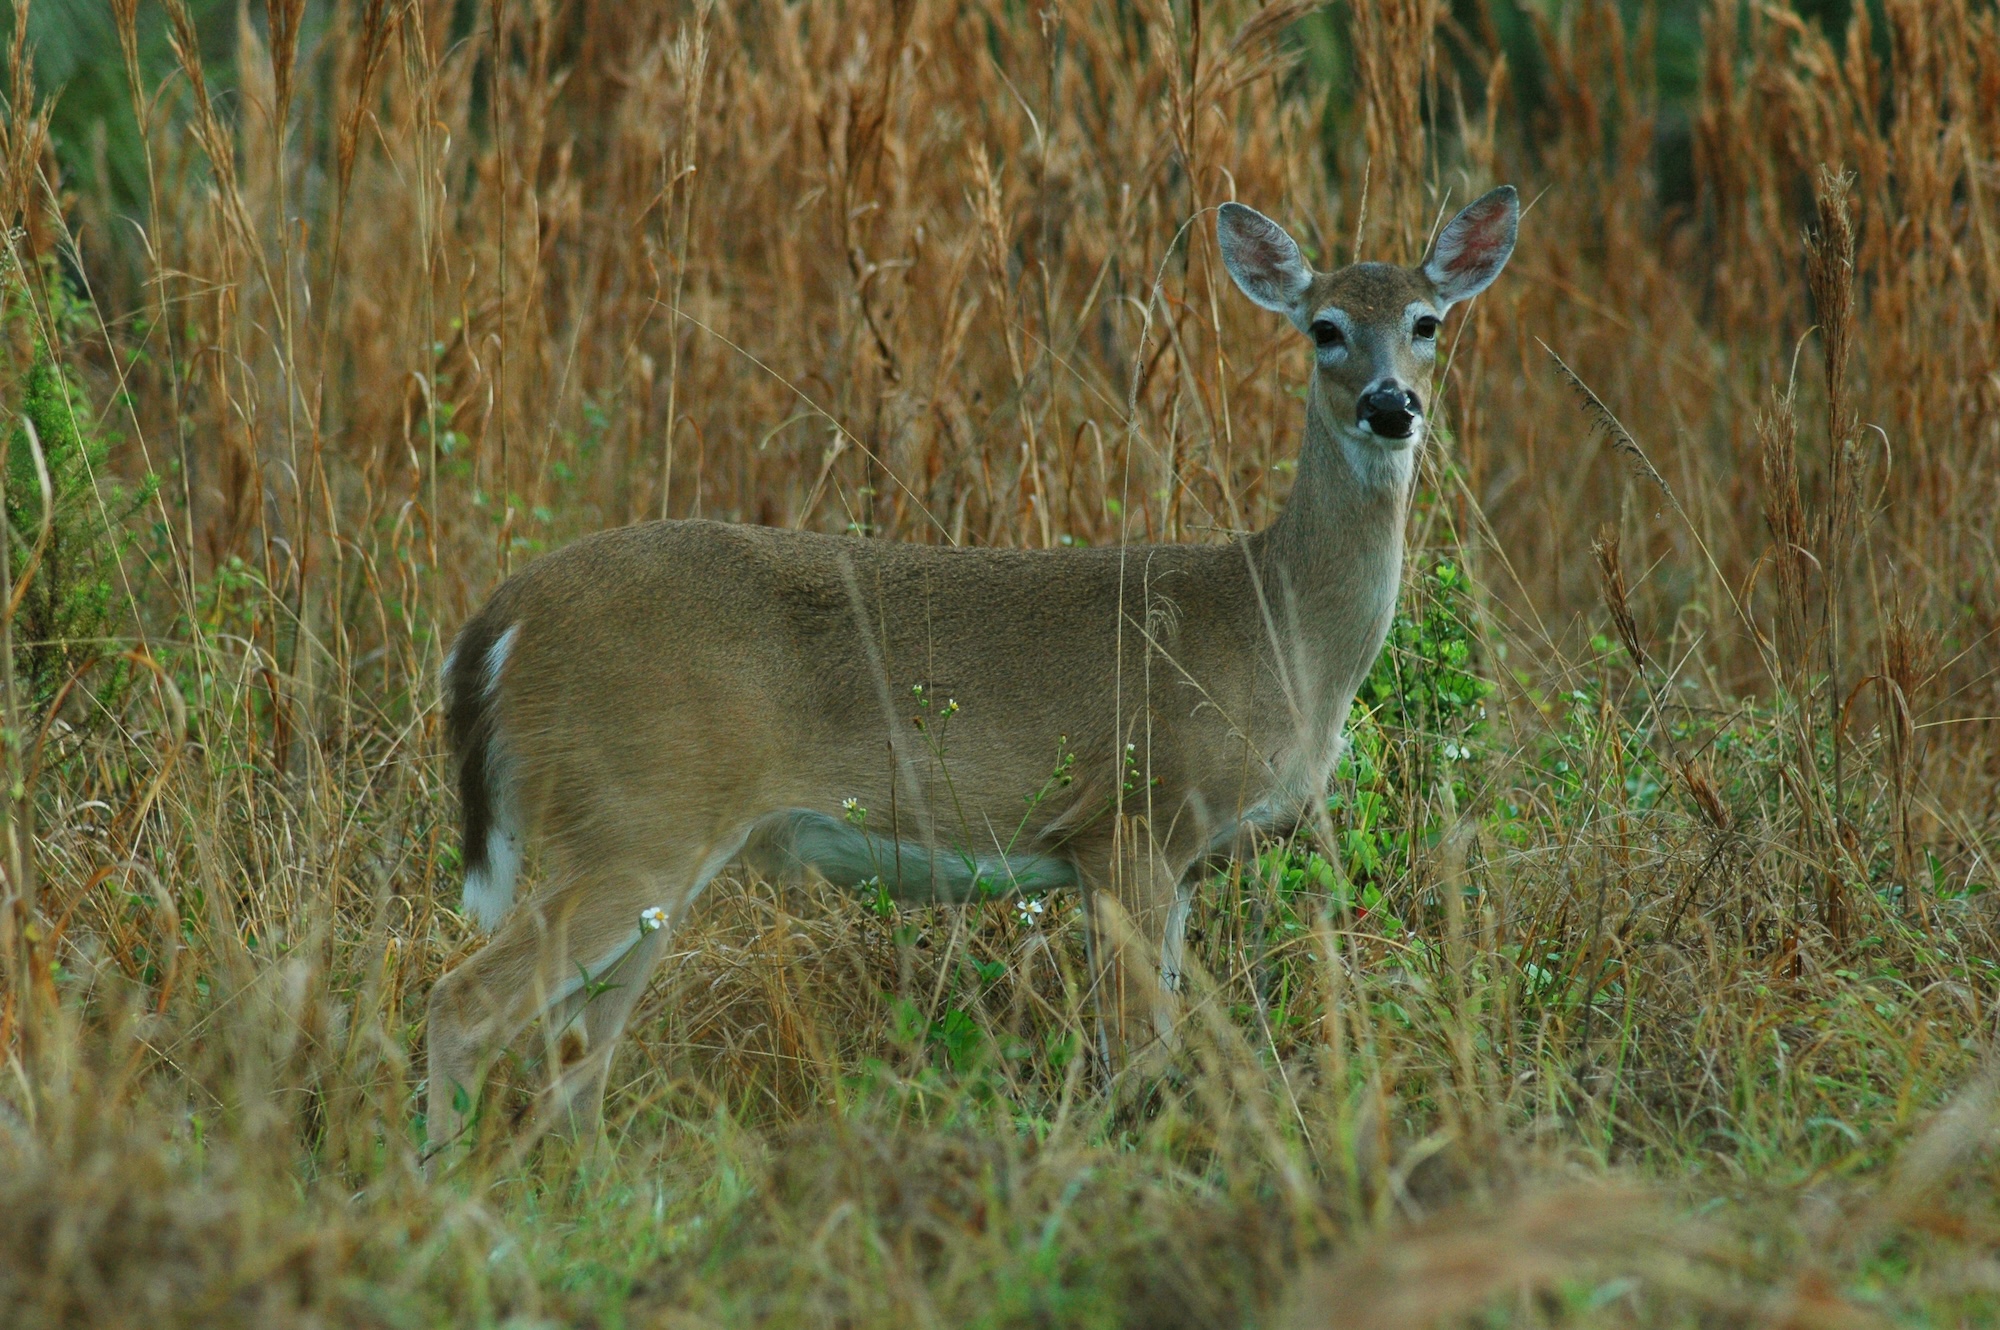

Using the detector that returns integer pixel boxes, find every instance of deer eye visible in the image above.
[1414,315,1440,340]
[1311,320,1343,349]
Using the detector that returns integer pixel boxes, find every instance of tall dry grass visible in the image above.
[1,0,1998,1325]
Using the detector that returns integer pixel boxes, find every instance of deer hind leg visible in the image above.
[424,833,745,1164]
[527,921,667,1144]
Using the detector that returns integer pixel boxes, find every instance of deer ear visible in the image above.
[1423,185,1519,308]
[1218,203,1313,320]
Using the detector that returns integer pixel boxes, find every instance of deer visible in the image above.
[425,186,1519,1159]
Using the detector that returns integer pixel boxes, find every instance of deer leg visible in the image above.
[1071,819,1195,1073]
[425,876,648,1164]
[528,920,670,1143]
[1158,873,1199,1037]
[425,834,738,1166]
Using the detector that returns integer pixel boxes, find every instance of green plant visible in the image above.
[4,274,153,716]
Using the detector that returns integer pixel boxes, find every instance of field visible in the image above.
[1,0,1998,1324]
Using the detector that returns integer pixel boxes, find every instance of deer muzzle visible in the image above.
[1357,383,1422,441]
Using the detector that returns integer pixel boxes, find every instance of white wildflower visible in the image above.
[639,906,669,933]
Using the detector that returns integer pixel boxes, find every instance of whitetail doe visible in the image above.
[427,187,1519,1157]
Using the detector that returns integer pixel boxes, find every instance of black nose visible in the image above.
[1358,384,1421,439]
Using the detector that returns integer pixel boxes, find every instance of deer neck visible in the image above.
[1249,377,1416,737]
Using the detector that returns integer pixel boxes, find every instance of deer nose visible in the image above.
[1358,383,1422,439]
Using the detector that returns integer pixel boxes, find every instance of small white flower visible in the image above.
[841,797,860,813]
[639,906,669,933]
[1016,896,1047,924]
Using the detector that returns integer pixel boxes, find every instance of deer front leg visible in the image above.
[1072,818,1197,1075]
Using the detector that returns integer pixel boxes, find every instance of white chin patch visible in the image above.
[1356,418,1423,447]
[463,825,521,930]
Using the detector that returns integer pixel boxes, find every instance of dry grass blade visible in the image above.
[1591,522,1647,673]
[1537,337,1671,499]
